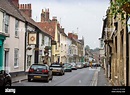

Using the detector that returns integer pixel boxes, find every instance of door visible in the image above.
[4,50,9,72]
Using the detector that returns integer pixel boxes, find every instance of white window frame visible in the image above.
[4,14,9,33]
[14,48,19,68]
[15,19,19,37]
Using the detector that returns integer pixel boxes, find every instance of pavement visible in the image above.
[97,67,112,86]
[12,73,27,83]
[12,67,112,86]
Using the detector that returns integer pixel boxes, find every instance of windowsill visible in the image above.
[14,66,19,69]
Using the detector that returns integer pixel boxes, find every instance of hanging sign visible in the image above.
[28,33,37,45]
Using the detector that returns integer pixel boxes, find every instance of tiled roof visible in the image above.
[0,0,25,21]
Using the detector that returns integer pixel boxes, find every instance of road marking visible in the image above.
[90,70,98,86]
[18,80,21,83]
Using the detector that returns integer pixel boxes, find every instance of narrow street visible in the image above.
[12,67,109,86]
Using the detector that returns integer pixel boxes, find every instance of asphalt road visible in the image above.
[12,67,99,86]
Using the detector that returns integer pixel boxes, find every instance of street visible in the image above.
[12,67,100,86]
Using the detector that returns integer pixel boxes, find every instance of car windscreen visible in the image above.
[30,65,46,70]
[50,64,62,67]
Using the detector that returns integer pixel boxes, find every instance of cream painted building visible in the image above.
[60,28,68,63]
[51,21,61,63]
[0,0,26,74]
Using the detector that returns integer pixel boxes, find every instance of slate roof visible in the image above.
[0,0,25,21]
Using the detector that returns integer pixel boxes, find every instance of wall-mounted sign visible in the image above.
[28,33,37,45]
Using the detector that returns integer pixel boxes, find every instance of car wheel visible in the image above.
[28,78,31,82]
[5,81,11,86]
[46,78,49,83]
[50,75,53,80]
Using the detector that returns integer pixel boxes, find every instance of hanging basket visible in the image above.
[122,2,130,14]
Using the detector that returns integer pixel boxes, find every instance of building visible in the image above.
[102,0,127,86]
[0,0,26,75]
[19,4,52,68]
[37,9,62,63]
[0,8,9,70]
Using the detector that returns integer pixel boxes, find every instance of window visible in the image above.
[15,19,19,37]
[100,39,104,48]
[42,34,44,45]
[55,43,58,50]
[4,14,9,33]
[14,48,19,67]
[27,55,32,68]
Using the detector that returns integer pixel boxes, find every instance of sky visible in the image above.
[19,0,110,49]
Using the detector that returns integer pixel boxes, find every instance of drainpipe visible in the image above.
[24,22,27,72]
[126,15,129,86]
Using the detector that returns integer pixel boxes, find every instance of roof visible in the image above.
[0,0,25,21]
[20,11,52,38]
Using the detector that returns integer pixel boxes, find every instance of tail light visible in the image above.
[28,68,34,73]
[42,70,49,73]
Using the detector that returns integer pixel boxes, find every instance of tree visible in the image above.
[85,45,90,51]
[110,0,130,20]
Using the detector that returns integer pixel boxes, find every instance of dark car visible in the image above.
[63,63,72,72]
[49,63,65,75]
[28,64,53,82]
[0,70,12,86]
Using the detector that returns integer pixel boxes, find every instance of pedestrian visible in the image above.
[60,62,63,66]
[44,61,47,64]
[43,60,45,64]
[55,61,58,64]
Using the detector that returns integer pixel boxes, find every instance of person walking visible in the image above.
[43,60,45,64]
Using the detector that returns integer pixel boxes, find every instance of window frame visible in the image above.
[15,19,19,37]
[14,48,19,68]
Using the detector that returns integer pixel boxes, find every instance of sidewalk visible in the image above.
[97,67,112,86]
[12,74,27,83]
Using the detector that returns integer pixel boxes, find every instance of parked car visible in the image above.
[0,70,12,86]
[63,63,72,72]
[86,62,90,67]
[28,64,53,82]
[49,63,65,75]
[70,62,77,70]
[76,62,84,69]
[82,62,87,68]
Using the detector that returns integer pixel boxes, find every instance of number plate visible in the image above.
[52,70,57,72]
[34,76,41,78]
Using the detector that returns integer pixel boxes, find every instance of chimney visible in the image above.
[74,34,78,39]
[68,33,73,39]
[52,16,57,21]
[61,28,64,32]
[41,8,50,22]
[57,23,60,28]
[11,0,19,8]
[19,4,32,18]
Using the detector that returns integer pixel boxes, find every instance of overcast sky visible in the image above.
[19,0,110,49]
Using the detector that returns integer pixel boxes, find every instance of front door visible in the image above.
[4,50,9,72]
